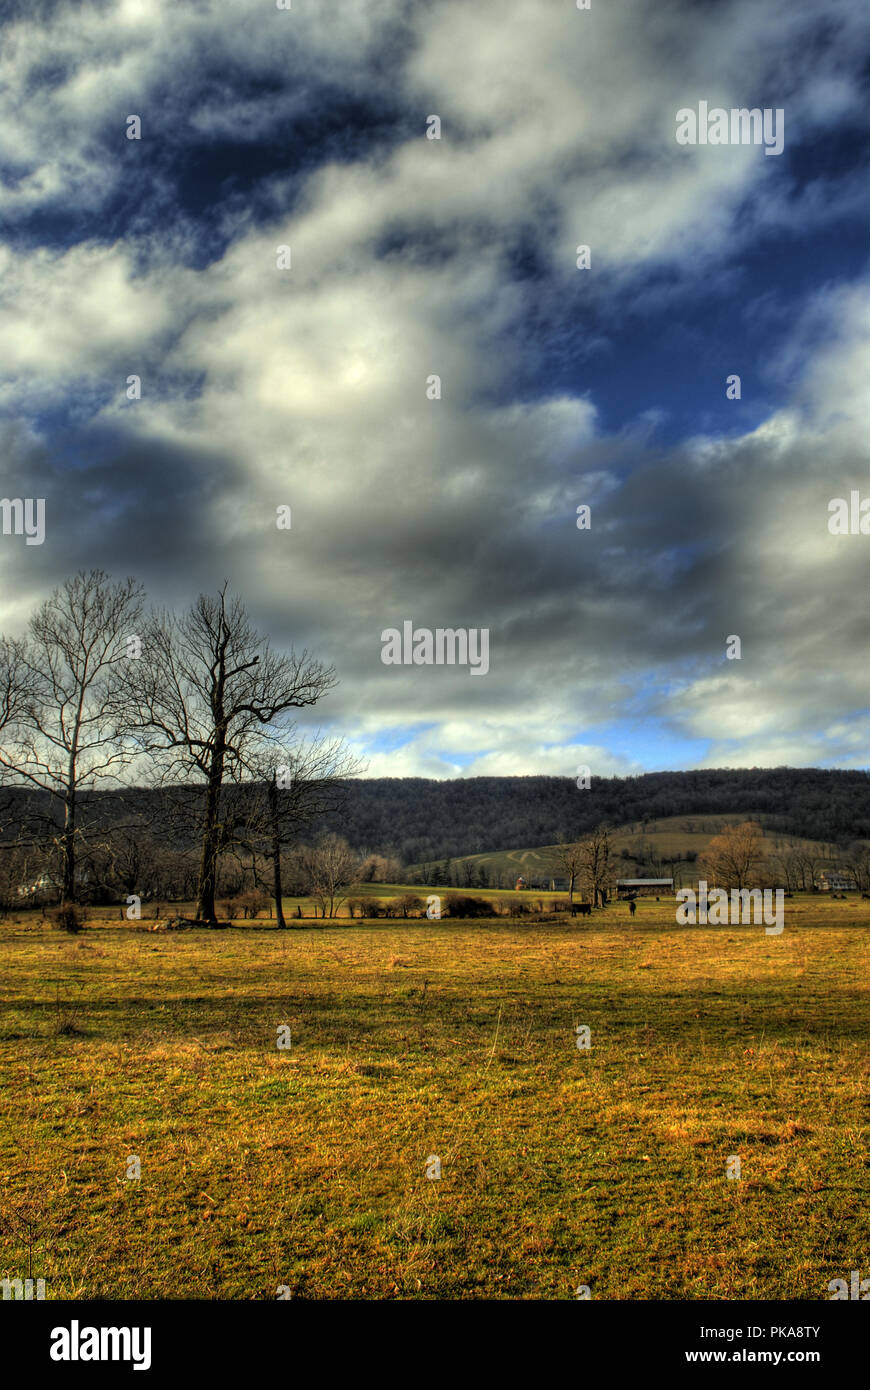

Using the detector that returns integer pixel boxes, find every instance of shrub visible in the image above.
[51,903,84,934]
[241,890,271,919]
[443,894,492,919]
[222,891,270,920]
[398,894,424,918]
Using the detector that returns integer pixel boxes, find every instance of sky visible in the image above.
[1,0,870,779]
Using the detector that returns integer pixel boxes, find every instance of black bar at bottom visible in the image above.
[1,1298,864,1378]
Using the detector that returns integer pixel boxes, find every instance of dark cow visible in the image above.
[571,902,592,916]
[628,900,637,916]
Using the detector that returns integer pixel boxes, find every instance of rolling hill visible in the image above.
[410,814,847,889]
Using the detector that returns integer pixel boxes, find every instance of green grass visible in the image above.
[0,898,867,1299]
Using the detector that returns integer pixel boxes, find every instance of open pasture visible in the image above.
[1,901,867,1299]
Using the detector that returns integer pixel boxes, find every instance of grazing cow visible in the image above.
[571,902,592,917]
[628,900,637,916]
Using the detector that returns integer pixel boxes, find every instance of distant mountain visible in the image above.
[3,767,869,865]
[304,768,870,863]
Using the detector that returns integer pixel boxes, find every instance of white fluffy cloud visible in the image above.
[2,0,870,776]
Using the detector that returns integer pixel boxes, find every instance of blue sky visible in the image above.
[2,0,870,778]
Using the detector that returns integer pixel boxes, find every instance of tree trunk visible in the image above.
[268,780,287,928]
[61,789,76,905]
[271,835,287,927]
[195,754,224,924]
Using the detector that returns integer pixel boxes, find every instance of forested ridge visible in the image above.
[4,767,869,864]
[311,768,870,861]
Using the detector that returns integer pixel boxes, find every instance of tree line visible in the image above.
[539,821,870,905]
[3,570,868,924]
[698,821,870,893]
[0,570,361,924]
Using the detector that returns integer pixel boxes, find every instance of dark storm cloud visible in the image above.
[2,0,870,773]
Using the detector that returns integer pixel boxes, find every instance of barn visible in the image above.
[616,877,674,899]
[817,871,857,892]
[515,874,569,891]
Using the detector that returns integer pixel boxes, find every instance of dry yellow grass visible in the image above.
[0,899,867,1299]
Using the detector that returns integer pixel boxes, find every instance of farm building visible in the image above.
[515,874,569,892]
[616,878,674,899]
[817,871,858,892]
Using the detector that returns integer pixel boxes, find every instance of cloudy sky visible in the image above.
[2,0,870,778]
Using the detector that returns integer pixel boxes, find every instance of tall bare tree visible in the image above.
[0,572,144,903]
[580,824,614,907]
[699,820,766,891]
[843,841,870,893]
[551,837,585,909]
[0,637,36,736]
[551,824,614,908]
[302,834,361,919]
[123,584,335,924]
[245,737,363,926]
[0,637,39,845]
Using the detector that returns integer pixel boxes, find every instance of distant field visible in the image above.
[1,898,867,1299]
[421,814,844,886]
[14,882,870,925]
[29,881,564,926]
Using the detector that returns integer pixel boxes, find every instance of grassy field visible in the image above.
[1,897,868,1300]
[428,814,841,886]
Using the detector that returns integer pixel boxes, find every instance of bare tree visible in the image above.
[122,584,335,924]
[699,820,766,891]
[579,824,614,907]
[0,637,40,852]
[550,838,585,908]
[238,736,363,926]
[0,637,37,737]
[302,834,361,919]
[359,851,402,884]
[770,848,798,893]
[551,824,614,908]
[397,893,423,918]
[844,842,870,893]
[0,572,144,904]
[793,843,821,891]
